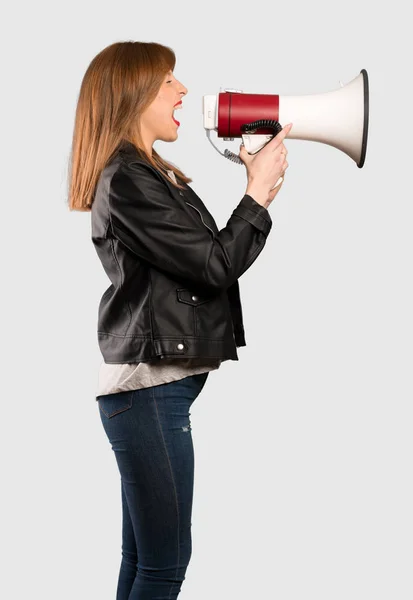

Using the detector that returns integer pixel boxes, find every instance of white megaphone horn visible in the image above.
[203,69,369,169]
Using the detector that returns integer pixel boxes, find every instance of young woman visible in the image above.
[68,40,291,600]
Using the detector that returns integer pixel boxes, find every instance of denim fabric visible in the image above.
[97,372,209,599]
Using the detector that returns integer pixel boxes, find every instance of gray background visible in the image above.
[2,1,412,598]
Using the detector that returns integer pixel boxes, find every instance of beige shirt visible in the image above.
[96,357,222,398]
[96,170,222,399]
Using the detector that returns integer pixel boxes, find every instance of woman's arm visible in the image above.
[107,161,273,294]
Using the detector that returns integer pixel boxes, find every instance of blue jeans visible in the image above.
[97,372,209,600]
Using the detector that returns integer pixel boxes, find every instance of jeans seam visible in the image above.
[151,386,181,599]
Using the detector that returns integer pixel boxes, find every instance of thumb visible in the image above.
[238,144,246,163]
[239,142,247,156]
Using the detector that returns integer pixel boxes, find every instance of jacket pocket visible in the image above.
[176,288,227,337]
[176,288,214,306]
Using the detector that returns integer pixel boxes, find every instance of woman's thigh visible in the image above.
[97,372,209,572]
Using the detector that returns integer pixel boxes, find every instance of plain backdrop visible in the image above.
[2,1,412,599]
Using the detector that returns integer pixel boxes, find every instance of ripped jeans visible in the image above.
[96,372,209,600]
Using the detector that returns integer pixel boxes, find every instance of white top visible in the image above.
[96,357,222,398]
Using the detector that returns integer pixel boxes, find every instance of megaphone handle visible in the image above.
[219,120,283,165]
[240,119,283,154]
[241,119,283,138]
[270,176,284,190]
[242,134,273,154]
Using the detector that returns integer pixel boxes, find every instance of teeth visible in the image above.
[174,105,182,110]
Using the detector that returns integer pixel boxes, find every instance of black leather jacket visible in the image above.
[91,141,273,363]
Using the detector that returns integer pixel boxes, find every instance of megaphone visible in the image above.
[203,69,369,174]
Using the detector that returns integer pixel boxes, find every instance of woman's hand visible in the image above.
[264,174,286,208]
[239,123,292,208]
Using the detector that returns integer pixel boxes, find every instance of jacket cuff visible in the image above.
[232,194,273,236]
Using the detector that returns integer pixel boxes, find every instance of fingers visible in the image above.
[270,122,293,149]
[278,149,288,169]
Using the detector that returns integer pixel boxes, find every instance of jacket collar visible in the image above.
[118,141,183,190]
[118,140,147,161]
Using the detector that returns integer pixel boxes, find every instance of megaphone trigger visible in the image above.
[242,133,275,155]
[238,119,284,156]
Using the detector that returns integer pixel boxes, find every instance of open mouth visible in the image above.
[172,104,182,126]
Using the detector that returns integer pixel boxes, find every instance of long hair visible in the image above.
[67,41,192,212]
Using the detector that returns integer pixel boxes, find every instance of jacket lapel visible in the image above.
[118,141,219,236]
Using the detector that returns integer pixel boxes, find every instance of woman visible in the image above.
[68,41,291,600]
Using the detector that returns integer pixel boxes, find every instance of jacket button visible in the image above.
[191,295,198,302]
[177,343,184,350]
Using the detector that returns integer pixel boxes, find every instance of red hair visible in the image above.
[67,41,192,212]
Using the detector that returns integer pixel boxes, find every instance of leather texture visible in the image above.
[91,141,273,363]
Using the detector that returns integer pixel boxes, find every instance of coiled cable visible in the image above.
[224,119,283,165]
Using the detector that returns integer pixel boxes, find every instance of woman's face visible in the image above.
[140,69,188,153]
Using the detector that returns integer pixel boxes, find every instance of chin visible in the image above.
[161,131,179,142]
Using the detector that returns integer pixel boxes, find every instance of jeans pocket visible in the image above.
[97,390,134,418]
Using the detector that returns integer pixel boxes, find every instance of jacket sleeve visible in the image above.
[108,161,273,293]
